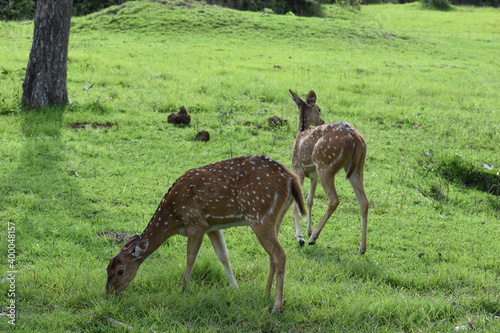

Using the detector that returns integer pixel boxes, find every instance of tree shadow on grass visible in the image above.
[299,244,394,286]
[0,105,102,285]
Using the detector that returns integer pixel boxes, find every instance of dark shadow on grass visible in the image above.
[1,105,97,262]
[299,244,427,292]
[419,153,500,213]
[300,244,388,282]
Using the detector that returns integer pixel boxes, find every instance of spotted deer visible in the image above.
[289,90,369,254]
[106,155,306,313]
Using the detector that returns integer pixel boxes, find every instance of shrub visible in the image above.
[335,0,363,10]
[419,0,453,10]
[0,0,35,20]
[205,0,324,16]
[0,0,127,20]
[72,0,126,16]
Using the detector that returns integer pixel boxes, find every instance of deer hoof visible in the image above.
[298,239,305,247]
[270,306,283,314]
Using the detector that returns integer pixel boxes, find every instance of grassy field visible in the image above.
[1,1,499,331]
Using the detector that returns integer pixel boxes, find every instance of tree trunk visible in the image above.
[22,0,73,109]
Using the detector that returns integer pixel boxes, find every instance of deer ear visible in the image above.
[289,89,303,107]
[132,239,149,258]
[121,235,140,250]
[306,91,317,105]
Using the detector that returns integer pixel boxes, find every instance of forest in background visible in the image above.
[1,0,499,21]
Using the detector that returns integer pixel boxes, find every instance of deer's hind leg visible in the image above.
[306,177,319,237]
[251,218,287,313]
[347,167,369,254]
[308,164,343,245]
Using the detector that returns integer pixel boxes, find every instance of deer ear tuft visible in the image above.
[289,89,303,107]
[121,235,140,250]
[132,239,149,258]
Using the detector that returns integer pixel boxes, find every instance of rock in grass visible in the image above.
[168,106,191,125]
[194,130,210,141]
[268,116,287,127]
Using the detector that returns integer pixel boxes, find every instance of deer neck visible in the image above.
[136,203,177,261]
[298,109,313,133]
[298,109,307,132]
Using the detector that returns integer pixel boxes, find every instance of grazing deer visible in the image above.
[106,155,306,313]
[289,89,369,254]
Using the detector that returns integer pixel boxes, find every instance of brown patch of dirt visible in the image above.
[69,122,114,130]
[268,116,288,127]
[98,230,134,244]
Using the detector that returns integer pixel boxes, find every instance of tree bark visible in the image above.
[22,0,73,109]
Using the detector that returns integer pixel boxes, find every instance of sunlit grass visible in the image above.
[0,1,499,331]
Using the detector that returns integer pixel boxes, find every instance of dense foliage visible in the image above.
[0,0,126,20]
[72,0,126,16]
[205,0,323,16]
[0,0,35,20]
[1,0,499,21]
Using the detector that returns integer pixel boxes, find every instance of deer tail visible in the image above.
[289,175,306,218]
[345,133,367,180]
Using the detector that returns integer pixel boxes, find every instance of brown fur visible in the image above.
[106,155,305,313]
[289,90,369,254]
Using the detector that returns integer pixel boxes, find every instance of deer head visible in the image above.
[289,89,324,132]
[106,235,149,294]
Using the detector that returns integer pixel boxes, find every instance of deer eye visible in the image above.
[117,269,125,277]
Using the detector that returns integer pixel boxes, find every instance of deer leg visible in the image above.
[267,202,290,291]
[252,223,286,313]
[207,230,238,287]
[183,229,205,287]
[306,177,318,237]
[348,169,369,254]
[293,205,304,245]
[309,174,339,245]
[266,258,276,293]
[293,176,306,246]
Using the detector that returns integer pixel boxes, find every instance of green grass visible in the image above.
[1,1,499,331]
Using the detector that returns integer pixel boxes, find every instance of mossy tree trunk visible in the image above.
[22,0,73,109]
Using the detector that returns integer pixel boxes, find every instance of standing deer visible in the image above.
[106,155,306,313]
[289,89,369,254]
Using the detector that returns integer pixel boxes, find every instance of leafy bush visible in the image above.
[335,0,363,10]
[451,0,499,5]
[205,0,324,16]
[3,0,500,21]
[72,0,126,16]
[0,0,35,20]
[0,0,127,20]
[420,0,453,10]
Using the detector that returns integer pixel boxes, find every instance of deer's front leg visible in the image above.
[207,230,238,287]
[183,229,205,287]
